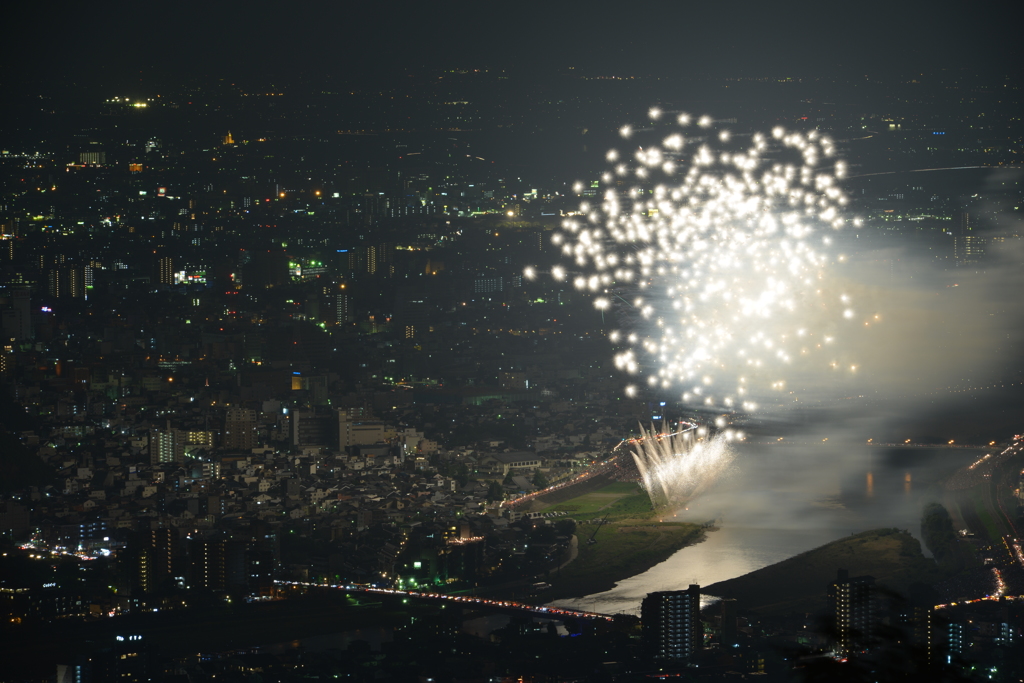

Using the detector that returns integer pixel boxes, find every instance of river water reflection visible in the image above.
[551,442,983,615]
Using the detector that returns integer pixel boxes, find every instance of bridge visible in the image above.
[275,580,614,622]
[867,442,991,449]
[747,440,991,449]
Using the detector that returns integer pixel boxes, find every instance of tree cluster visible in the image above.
[920,502,960,572]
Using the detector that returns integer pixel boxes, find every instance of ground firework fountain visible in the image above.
[630,423,739,510]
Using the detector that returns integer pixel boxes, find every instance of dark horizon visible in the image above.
[7,0,1023,93]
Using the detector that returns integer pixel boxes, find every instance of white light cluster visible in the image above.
[532,111,856,407]
[631,423,740,509]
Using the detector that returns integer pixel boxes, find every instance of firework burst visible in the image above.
[527,111,862,409]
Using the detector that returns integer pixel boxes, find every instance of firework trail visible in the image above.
[526,110,864,409]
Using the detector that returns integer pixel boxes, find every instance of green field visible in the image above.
[541,482,655,520]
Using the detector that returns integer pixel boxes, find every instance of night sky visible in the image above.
[7,0,1022,91]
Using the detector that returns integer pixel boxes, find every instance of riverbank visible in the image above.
[530,480,710,601]
[547,520,707,600]
[702,528,941,615]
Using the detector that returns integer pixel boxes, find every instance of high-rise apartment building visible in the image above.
[473,276,503,294]
[720,598,738,647]
[184,430,214,450]
[292,407,338,448]
[335,283,351,323]
[0,287,32,340]
[47,265,90,299]
[345,243,393,277]
[78,150,106,165]
[315,282,352,327]
[133,527,177,594]
[223,407,257,450]
[0,346,13,377]
[895,601,937,665]
[952,211,987,264]
[150,425,184,465]
[394,286,432,340]
[641,585,703,660]
[190,537,227,590]
[158,255,175,285]
[827,570,876,654]
[0,235,14,261]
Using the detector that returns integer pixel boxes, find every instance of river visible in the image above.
[551,441,984,615]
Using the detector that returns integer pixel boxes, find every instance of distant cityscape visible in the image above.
[2,66,1024,681]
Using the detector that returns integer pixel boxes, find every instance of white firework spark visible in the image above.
[528,112,860,409]
[630,423,740,510]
